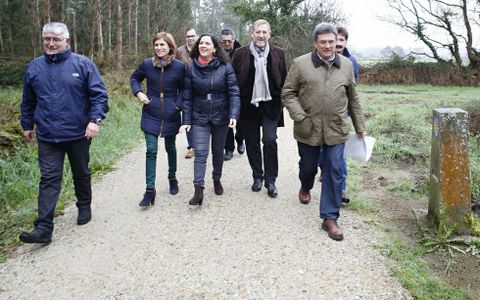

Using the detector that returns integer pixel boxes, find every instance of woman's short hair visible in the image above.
[190,34,229,64]
[42,22,70,39]
[312,23,338,42]
[152,32,177,55]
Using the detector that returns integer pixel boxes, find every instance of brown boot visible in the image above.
[214,180,223,195]
[321,219,344,241]
[299,187,311,204]
[189,185,204,205]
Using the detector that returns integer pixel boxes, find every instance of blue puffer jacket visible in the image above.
[21,48,109,143]
[182,58,240,126]
[130,58,185,137]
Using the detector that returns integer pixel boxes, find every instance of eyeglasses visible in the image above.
[316,40,335,46]
[186,35,196,39]
[43,37,65,43]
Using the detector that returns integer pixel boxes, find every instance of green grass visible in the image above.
[379,239,470,300]
[0,87,142,255]
[358,84,480,201]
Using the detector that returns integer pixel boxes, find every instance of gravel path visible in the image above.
[0,115,411,299]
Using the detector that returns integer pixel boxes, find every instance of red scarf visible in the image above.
[197,55,212,65]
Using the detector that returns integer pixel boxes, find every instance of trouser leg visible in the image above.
[319,143,345,220]
[224,128,235,152]
[297,142,321,191]
[211,124,229,181]
[186,130,194,150]
[192,125,211,188]
[34,140,66,234]
[66,138,92,209]
[144,132,158,190]
[261,114,279,185]
[341,156,347,193]
[164,135,177,178]
[240,115,263,179]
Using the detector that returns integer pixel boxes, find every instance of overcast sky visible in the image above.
[338,0,424,50]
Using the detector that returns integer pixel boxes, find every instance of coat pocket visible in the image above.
[294,117,313,139]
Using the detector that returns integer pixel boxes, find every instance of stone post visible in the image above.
[429,108,471,233]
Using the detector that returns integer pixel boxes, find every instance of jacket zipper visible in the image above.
[160,67,165,136]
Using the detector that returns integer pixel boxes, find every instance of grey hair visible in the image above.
[251,19,271,33]
[312,23,337,42]
[42,22,70,39]
[220,28,235,39]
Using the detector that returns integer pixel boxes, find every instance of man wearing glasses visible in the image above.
[19,22,109,243]
[176,28,198,158]
[220,28,245,161]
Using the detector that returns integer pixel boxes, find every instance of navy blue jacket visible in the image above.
[342,48,360,82]
[182,58,240,126]
[21,48,109,143]
[130,58,185,137]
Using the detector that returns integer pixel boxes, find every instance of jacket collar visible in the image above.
[342,47,352,58]
[193,57,221,70]
[44,47,72,64]
[311,50,341,69]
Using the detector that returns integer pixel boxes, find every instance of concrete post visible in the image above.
[429,108,471,233]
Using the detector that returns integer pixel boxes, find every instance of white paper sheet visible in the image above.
[344,132,376,162]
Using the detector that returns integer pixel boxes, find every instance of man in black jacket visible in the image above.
[220,28,245,161]
[231,20,287,198]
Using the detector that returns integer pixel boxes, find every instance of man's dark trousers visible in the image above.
[35,138,92,234]
[240,113,278,184]
[298,141,345,220]
[224,127,244,152]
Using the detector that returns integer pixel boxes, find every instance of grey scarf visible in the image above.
[249,42,272,107]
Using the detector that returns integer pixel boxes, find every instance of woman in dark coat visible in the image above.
[130,32,185,207]
[180,34,240,205]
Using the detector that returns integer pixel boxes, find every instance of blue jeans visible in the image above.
[35,138,91,234]
[191,124,229,187]
[298,142,345,220]
[318,148,347,193]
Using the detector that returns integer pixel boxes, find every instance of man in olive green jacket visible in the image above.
[282,23,366,241]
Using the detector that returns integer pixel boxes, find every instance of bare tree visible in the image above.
[384,0,480,67]
[115,0,122,70]
[134,0,138,55]
[43,0,50,24]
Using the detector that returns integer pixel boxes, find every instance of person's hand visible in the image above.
[179,125,191,133]
[85,123,100,139]
[23,130,35,143]
[228,119,237,128]
[136,92,150,105]
[357,132,367,139]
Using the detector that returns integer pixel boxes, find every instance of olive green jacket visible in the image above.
[281,51,365,146]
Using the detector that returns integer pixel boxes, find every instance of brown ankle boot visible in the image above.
[189,186,204,205]
[213,180,223,195]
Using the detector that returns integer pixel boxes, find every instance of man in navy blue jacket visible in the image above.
[19,22,109,243]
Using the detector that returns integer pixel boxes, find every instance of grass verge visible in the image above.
[379,239,470,300]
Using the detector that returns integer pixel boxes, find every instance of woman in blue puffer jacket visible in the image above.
[130,32,185,207]
[180,34,240,206]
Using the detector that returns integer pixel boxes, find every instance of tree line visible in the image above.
[0,0,478,71]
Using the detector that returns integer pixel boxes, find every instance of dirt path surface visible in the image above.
[0,116,411,299]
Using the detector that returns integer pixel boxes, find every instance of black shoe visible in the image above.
[266,183,278,198]
[341,192,350,206]
[19,228,52,244]
[224,150,233,161]
[251,178,263,192]
[139,189,156,207]
[169,177,179,195]
[77,207,92,225]
[237,142,245,154]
